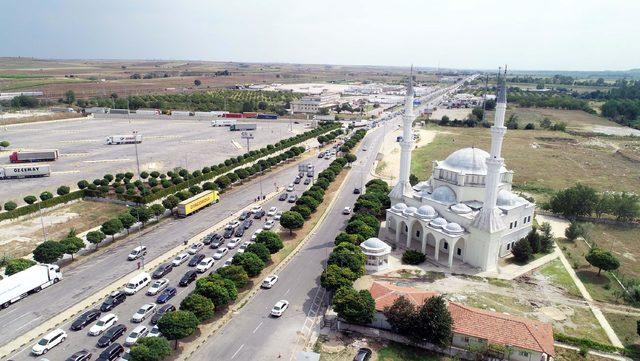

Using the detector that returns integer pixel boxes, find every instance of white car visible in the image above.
[226,220,241,229]
[227,237,241,249]
[250,205,263,214]
[148,325,161,338]
[267,206,278,216]
[270,300,290,317]
[251,229,263,241]
[274,211,283,221]
[263,220,276,230]
[261,275,278,289]
[286,185,295,192]
[132,303,157,323]
[213,247,228,260]
[196,257,214,273]
[223,259,233,267]
[146,278,169,296]
[127,246,147,261]
[89,313,118,336]
[31,328,66,356]
[187,242,204,255]
[124,325,149,346]
[172,253,189,266]
[342,207,352,215]
[237,242,250,254]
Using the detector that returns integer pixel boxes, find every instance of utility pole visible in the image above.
[38,202,47,242]
[133,130,141,178]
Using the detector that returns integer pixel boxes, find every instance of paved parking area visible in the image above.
[0,117,307,204]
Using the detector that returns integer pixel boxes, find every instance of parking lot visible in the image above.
[6,153,327,360]
[0,116,307,204]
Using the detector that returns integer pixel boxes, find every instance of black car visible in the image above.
[303,178,311,185]
[152,263,173,279]
[96,343,124,361]
[234,227,245,237]
[202,233,216,245]
[71,309,101,331]
[97,324,127,348]
[278,193,288,201]
[298,172,304,178]
[65,349,92,361]
[353,348,372,361]
[253,210,265,219]
[179,270,198,286]
[242,219,253,229]
[210,238,224,249]
[151,304,176,324]
[100,291,127,312]
[188,253,206,267]
[293,177,301,184]
[223,228,234,239]
[353,188,361,194]
[238,211,250,221]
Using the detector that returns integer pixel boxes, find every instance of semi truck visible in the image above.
[257,114,278,120]
[105,134,143,145]
[223,113,243,119]
[211,119,237,127]
[135,109,160,115]
[229,123,257,131]
[108,109,130,115]
[0,164,51,179]
[9,149,59,163]
[0,264,63,309]
[176,190,219,217]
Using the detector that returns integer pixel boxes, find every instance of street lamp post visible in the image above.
[133,130,141,178]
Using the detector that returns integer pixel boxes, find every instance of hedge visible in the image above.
[0,190,84,221]
[553,332,624,354]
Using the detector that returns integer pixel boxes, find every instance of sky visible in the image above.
[1,0,639,71]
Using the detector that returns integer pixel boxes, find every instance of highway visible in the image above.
[3,145,333,360]
[187,116,392,361]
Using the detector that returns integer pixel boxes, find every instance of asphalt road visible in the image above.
[187,117,391,361]
[3,149,333,359]
[0,116,307,204]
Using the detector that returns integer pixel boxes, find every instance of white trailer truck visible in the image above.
[0,264,63,309]
[105,134,143,145]
[0,164,51,179]
[211,119,237,127]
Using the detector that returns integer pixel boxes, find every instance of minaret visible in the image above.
[389,66,415,202]
[473,68,508,232]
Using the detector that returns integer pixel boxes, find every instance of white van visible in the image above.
[32,328,67,355]
[124,272,151,295]
[127,246,147,261]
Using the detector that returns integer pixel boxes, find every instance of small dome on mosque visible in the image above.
[391,203,407,212]
[402,206,417,216]
[431,186,456,204]
[497,190,527,207]
[451,203,472,214]
[430,217,447,228]
[444,222,464,234]
[416,205,437,219]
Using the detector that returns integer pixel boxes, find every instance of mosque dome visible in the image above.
[391,203,407,212]
[451,203,472,214]
[431,186,456,204]
[361,237,391,251]
[402,206,417,216]
[497,190,527,207]
[444,222,464,234]
[430,217,447,228]
[441,147,490,174]
[416,205,437,219]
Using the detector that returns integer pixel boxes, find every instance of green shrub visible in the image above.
[402,250,426,265]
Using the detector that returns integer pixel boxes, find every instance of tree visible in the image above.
[86,230,106,248]
[402,250,426,265]
[150,204,166,221]
[64,90,76,105]
[328,243,366,277]
[506,114,519,129]
[345,219,376,240]
[101,218,124,241]
[246,243,271,263]
[539,222,555,253]
[609,192,640,221]
[409,173,419,186]
[290,205,311,219]
[60,236,85,260]
[332,287,375,325]
[216,265,249,289]
[525,227,541,253]
[321,264,356,291]
[548,184,598,219]
[0,140,10,150]
[334,232,365,246]
[180,293,215,322]
[565,221,582,241]
[119,212,138,234]
[4,201,17,211]
[255,231,284,253]
[280,211,304,235]
[130,206,152,227]
[413,296,453,346]
[157,310,200,349]
[55,186,70,196]
[511,238,533,263]
[232,252,265,277]
[585,248,620,275]
[39,191,54,201]
[344,153,357,165]
[195,273,238,307]
[33,241,66,264]
[77,180,89,190]
[23,195,37,204]
[5,258,36,276]
[129,336,172,361]
[384,296,417,335]
[162,195,180,214]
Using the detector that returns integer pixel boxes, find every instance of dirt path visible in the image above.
[375,126,439,183]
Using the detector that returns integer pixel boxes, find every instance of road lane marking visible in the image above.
[231,344,244,359]
[83,158,132,163]
[252,321,263,334]
[15,316,41,332]
[52,170,81,174]
[284,288,290,296]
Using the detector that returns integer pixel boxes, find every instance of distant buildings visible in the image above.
[291,92,340,113]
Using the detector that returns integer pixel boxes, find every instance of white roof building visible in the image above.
[360,237,392,273]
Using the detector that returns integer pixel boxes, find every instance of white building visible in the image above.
[360,237,392,273]
[291,92,341,114]
[385,69,534,272]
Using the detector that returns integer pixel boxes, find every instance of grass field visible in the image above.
[603,312,640,347]
[539,258,582,298]
[378,342,447,361]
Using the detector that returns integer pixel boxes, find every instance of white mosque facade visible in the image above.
[385,70,535,272]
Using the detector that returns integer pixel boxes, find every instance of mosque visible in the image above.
[384,70,535,271]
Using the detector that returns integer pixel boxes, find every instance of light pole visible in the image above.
[133,130,141,178]
[38,202,47,242]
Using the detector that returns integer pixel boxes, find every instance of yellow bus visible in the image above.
[176,190,219,217]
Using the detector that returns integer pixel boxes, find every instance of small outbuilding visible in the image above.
[360,237,392,273]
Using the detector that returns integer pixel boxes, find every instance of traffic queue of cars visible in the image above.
[31,169,313,359]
